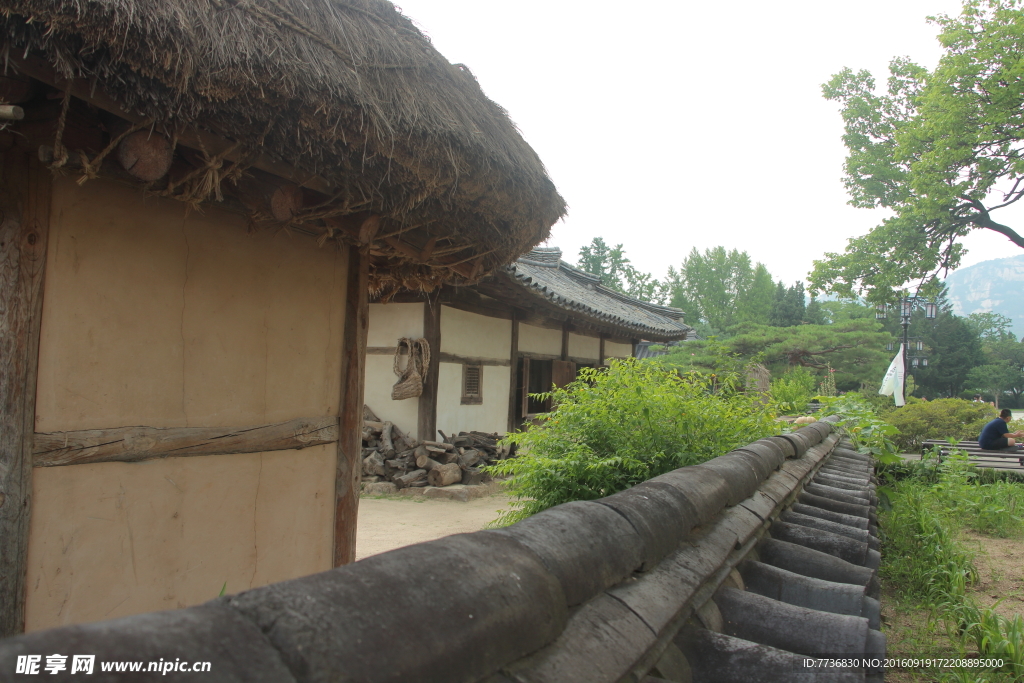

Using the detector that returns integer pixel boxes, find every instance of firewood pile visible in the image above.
[360,406,511,490]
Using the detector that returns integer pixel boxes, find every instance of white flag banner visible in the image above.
[879,344,905,407]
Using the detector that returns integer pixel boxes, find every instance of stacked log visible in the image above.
[360,406,510,491]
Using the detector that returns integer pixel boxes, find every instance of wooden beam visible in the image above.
[366,346,398,355]
[0,148,50,636]
[631,339,640,357]
[32,417,339,467]
[508,313,519,433]
[334,244,370,567]
[517,352,565,362]
[436,287,515,321]
[438,352,510,367]
[599,335,606,366]
[561,322,570,361]
[418,300,441,442]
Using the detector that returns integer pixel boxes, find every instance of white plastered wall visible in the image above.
[518,323,562,356]
[364,303,423,436]
[27,177,345,630]
[436,364,511,436]
[436,306,511,436]
[568,332,600,361]
[605,341,634,359]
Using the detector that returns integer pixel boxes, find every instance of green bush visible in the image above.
[489,359,780,525]
[816,393,900,462]
[769,366,817,414]
[885,399,997,452]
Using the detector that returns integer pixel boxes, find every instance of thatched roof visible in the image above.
[0,0,565,283]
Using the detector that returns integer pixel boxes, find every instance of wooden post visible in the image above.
[599,335,606,366]
[507,312,519,433]
[0,149,51,635]
[631,338,639,358]
[333,241,370,567]
[418,298,441,442]
[561,322,569,361]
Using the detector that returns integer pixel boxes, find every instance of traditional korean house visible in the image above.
[365,247,691,440]
[0,0,564,633]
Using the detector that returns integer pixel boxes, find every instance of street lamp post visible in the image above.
[877,297,937,403]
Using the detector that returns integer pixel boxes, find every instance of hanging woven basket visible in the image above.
[392,337,430,400]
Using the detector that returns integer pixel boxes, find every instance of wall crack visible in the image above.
[250,454,263,589]
[180,216,190,427]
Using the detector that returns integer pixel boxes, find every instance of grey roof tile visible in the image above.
[506,248,691,340]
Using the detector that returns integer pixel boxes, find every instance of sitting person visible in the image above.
[978,409,1024,450]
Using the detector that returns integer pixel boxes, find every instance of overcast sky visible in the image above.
[395,0,1017,288]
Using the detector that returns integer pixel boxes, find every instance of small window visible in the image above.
[461,364,483,404]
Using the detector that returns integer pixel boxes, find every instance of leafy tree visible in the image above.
[660,319,890,391]
[819,299,875,324]
[975,333,1024,402]
[811,0,1024,301]
[662,247,776,333]
[966,362,1020,408]
[966,311,1016,341]
[576,237,661,302]
[914,313,985,397]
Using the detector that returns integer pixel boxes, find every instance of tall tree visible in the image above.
[769,282,806,327]
[665,247,774,332]
[915,313,985,397]
[804,298,827,326]
[736,264,776,325]
[970,327,1024,402]
[576,237,660,302]
[966,363,1020,408]
[811,0,1024,301]
[966,311,1016,341]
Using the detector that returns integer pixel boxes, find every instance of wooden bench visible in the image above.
[920,439,1024,470]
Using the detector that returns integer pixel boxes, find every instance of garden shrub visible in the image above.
[885,398,997,452]
[769,366,817,414]
[489,358,779,525]
[817,392,900,462]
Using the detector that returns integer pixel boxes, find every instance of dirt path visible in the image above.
[964,531,1024,621]
[355,493,511,561]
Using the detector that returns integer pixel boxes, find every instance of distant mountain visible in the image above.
[945,254,1024,338]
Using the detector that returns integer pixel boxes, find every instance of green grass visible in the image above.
[880,452,1024,681]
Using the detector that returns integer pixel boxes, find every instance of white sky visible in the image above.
[394,0,1020,287]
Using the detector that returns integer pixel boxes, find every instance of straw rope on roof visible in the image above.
[0,0,566,285]
[497,247,692,341]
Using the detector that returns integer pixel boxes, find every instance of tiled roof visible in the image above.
[506,248,691,340]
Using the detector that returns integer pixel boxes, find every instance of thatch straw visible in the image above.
[0,0,566,269]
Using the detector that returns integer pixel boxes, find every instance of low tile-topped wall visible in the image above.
[0,416,884,682]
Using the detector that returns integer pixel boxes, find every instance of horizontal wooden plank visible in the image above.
[439,352,510,367]
[367,346,399,355]
[33,416,339,467]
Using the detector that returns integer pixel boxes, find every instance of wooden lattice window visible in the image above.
[461,364,483,405]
